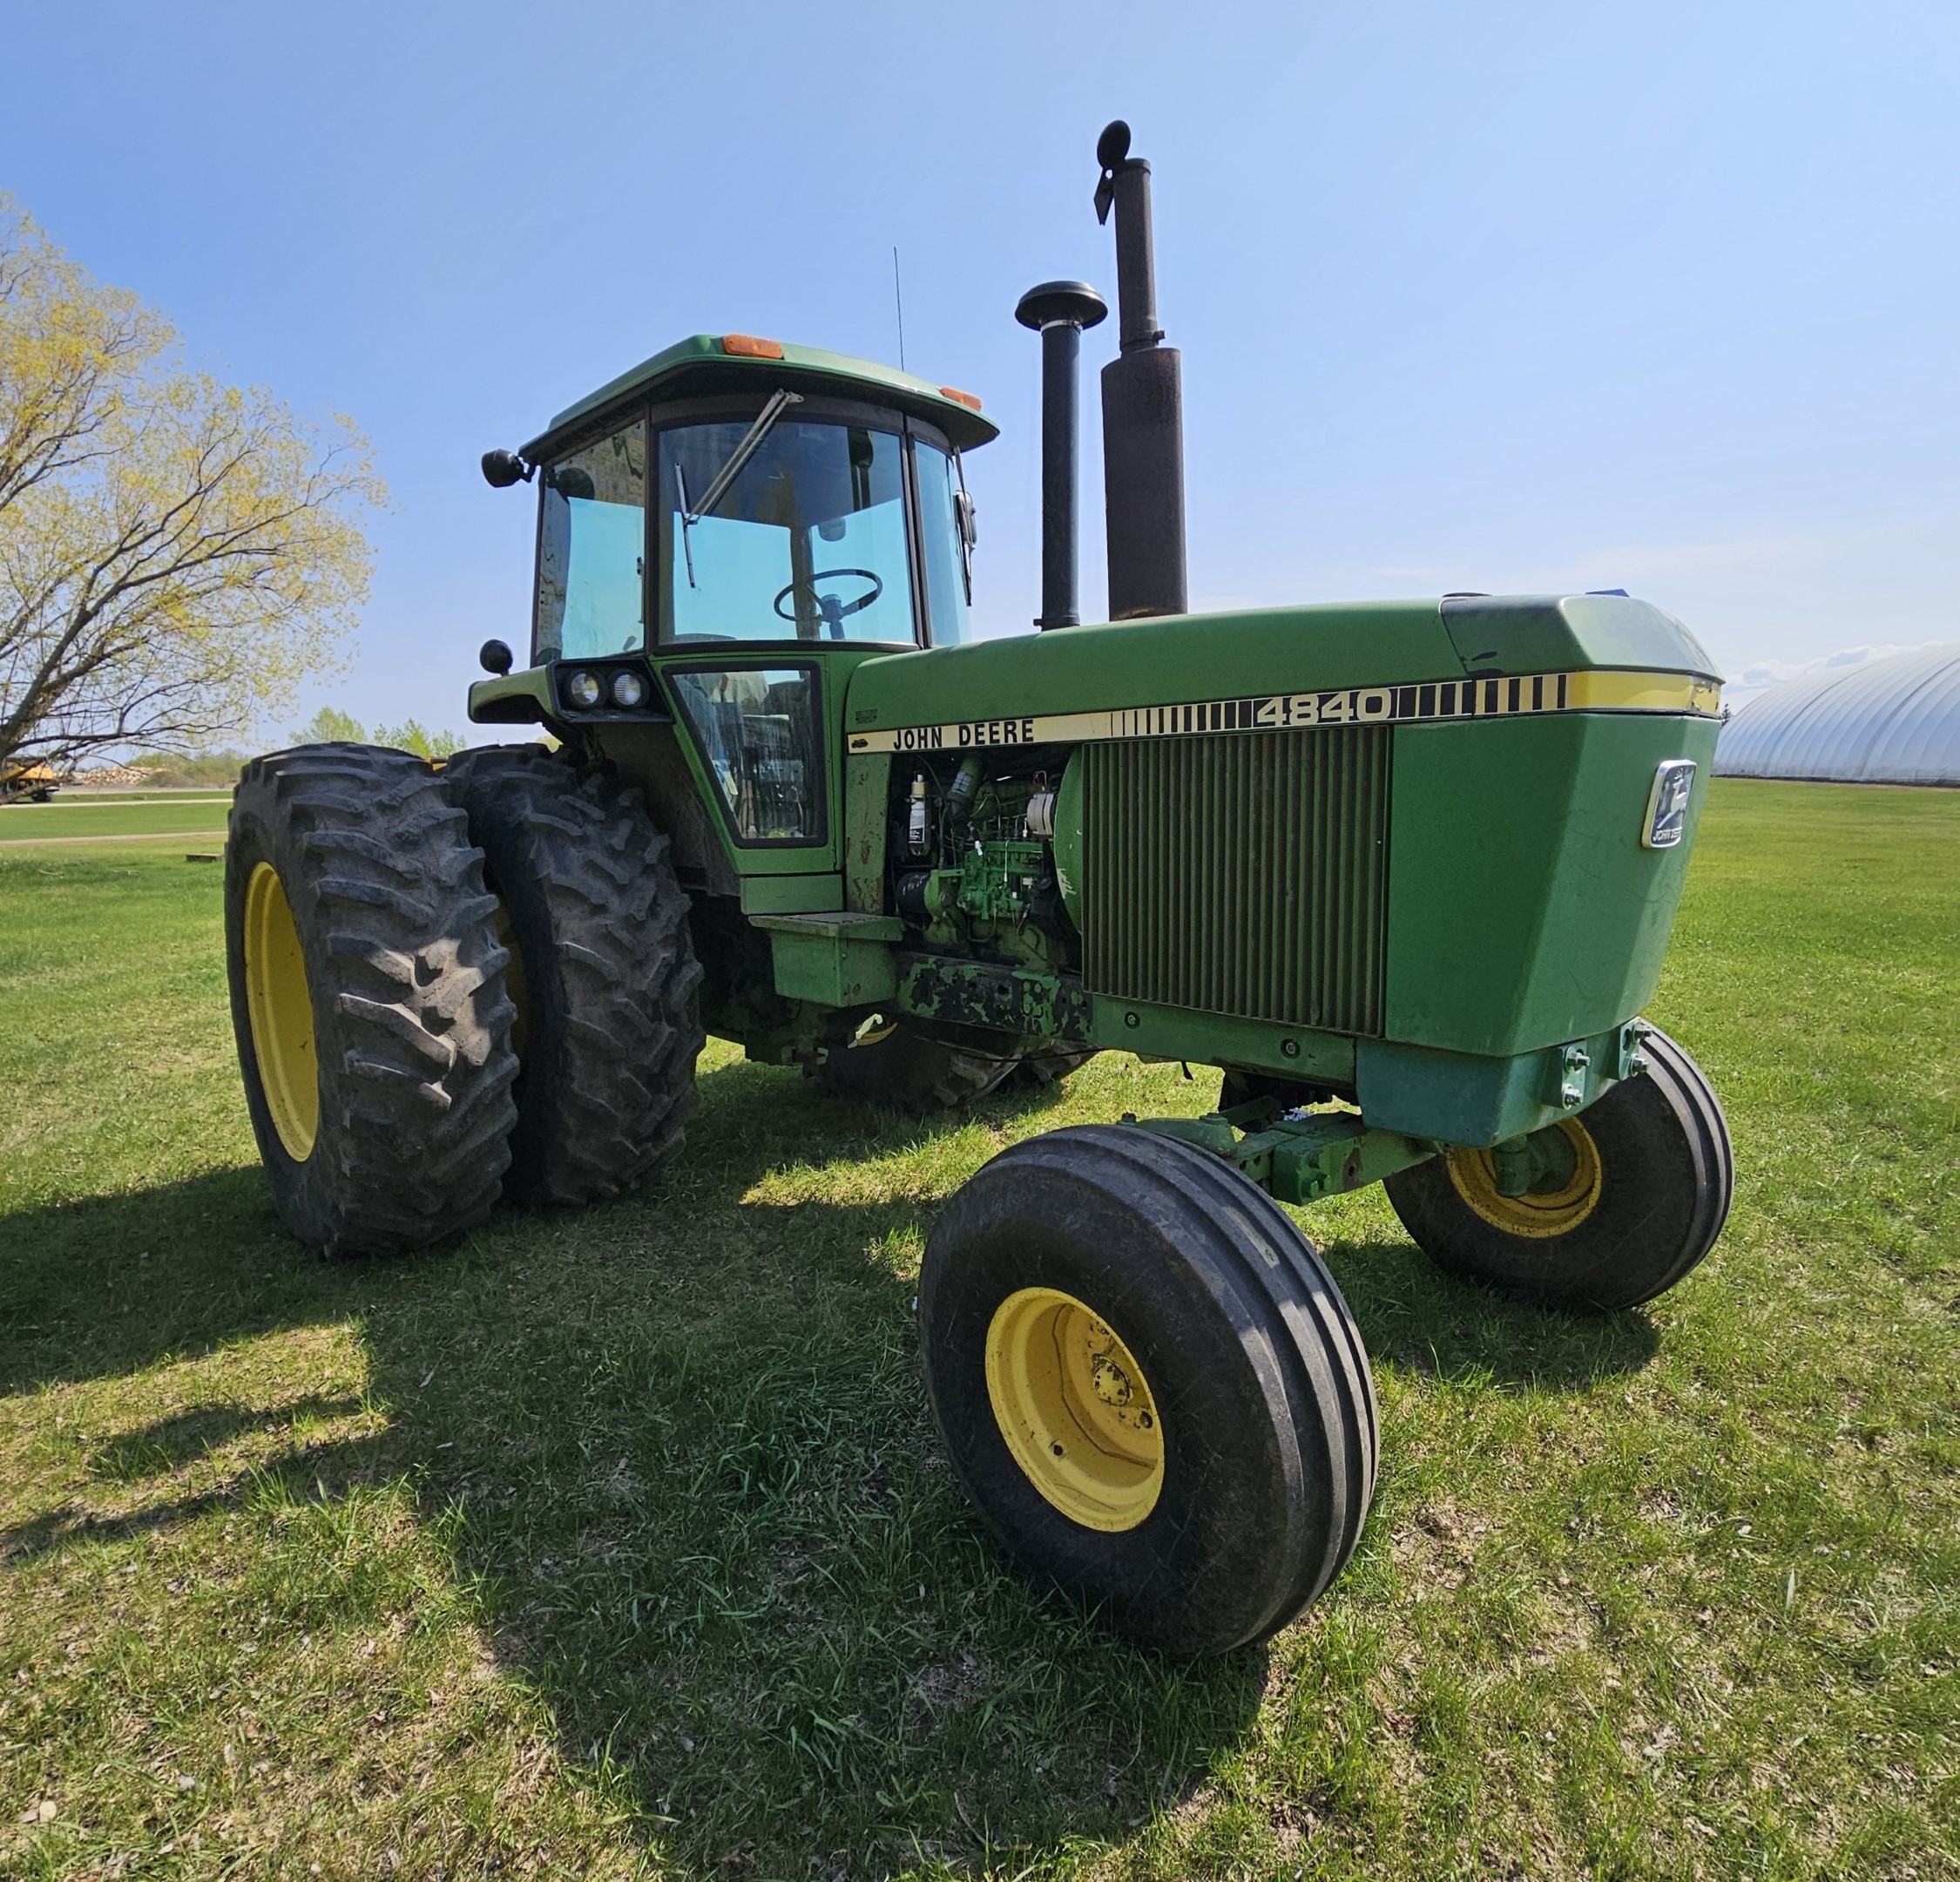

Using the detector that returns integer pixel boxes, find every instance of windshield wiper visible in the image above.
[693,388,803,518]
[673,462,698,588]
[676,388,805,588]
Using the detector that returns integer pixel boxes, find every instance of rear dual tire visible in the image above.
[921,1125,1377,1658]
[444,746,705,1207]
[227,742,705,1255]
[226,744,518,1256]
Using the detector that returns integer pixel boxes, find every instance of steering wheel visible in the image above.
[774,568,884,638]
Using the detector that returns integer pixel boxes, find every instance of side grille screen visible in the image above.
[1080,726,1389,1034]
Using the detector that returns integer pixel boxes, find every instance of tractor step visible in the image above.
[747,911,904,941]
[750,911,904,1006]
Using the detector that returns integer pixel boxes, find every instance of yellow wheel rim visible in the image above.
[1447,1118,1602,1238]
[243,862,319,1161]
[984,1287,1164,1531]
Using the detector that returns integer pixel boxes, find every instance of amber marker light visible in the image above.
[939,386,983,411]
[721,334,785,360]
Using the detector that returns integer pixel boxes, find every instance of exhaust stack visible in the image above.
[1094,120,1188,619]
[1015,279,1107,630]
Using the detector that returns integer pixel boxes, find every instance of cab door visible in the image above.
[645,399,933,909]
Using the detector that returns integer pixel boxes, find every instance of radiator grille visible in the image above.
[1080,726,1389,1034]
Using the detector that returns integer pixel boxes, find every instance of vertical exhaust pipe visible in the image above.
[1095,119,1188,619]
[1015,279,1108,630]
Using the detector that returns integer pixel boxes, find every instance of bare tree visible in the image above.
[0,195,382,772]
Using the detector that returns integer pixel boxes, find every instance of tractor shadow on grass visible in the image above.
[1320,1235,1665,1393]
[0,1165,376,1397]
[0,1062,1269,1875]
[1,1056,1658,1876]
[0,1393,373,1565]
[347,1055,1274,1874]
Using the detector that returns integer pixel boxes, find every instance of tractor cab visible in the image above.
[470,334,992,866]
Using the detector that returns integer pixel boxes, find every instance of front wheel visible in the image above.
[919,1125,1378,1658]
[1383,1027,1733,1312]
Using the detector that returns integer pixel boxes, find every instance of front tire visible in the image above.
[1382,1027,1733,1312]
[920,1125,1378,1657]
[444,746,705,1208]
[226,743,518,1256]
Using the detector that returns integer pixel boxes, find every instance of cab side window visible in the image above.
[535,420,647,661]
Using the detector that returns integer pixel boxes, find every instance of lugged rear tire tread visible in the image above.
[443,745,705,1208]
[226,741,519,1257]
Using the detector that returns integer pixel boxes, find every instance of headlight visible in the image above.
[563,669,602,709]
[611,670,647,708]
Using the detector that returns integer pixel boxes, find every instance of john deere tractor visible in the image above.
[226,122,1730,1657]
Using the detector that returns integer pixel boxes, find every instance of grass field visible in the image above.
[1,780,1956,1880]
[13,791,236,803]
[0,798,232,844]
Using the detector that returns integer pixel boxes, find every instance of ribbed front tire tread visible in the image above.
[1383,1026,1734,1312]
[921,1124,1377,1656]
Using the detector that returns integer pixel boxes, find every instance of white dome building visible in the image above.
[1714,644,1960,786]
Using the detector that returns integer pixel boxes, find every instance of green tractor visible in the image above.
[226,122,1730,1657]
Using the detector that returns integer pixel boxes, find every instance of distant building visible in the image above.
[1713,644,1960,787]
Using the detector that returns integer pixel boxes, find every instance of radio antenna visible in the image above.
[892,246,907,370]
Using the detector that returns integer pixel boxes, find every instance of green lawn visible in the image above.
[0,798,232,843]
[1,780,1955,1880]
[30,790,236,803]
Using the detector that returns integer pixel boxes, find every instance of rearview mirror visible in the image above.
[954,489,978,548]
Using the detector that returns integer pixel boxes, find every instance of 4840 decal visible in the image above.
[846,669,1720,755]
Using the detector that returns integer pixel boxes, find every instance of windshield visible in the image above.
[534,419,646,661]
[656,419,916,644]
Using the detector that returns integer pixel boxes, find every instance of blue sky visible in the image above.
[4,0,1956,735]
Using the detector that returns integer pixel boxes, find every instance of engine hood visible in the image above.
[845,595,1721,755]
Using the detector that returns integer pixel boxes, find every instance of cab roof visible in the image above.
[524,334,1000,457]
